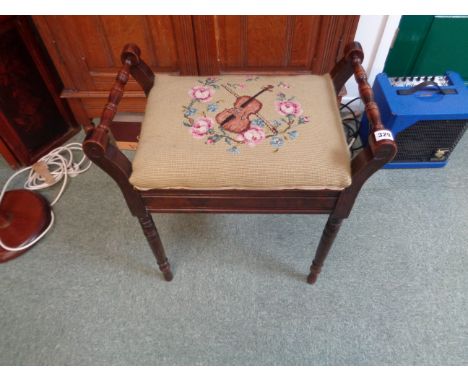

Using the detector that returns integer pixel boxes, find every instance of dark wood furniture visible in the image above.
[0,16,78,168]
[83,42,397,284]
[32,16,359,130]
[0,189,51,263]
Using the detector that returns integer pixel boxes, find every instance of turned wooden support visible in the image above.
[84,60,131,156]
[307,217,343,284]
[121,43,155,96]
[348,43,397,161]
[330,41,364,96]
[83,44,172,281]
[331,42,398,220]
[138,214,173,281]
[84,44,154,155]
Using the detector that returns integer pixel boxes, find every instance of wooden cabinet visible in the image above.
[0,16,79,168]
[32,16,359,128]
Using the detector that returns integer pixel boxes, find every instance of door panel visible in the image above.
[198,16,358,75]
[33,15,359,125]
[245,15,289,67]
[33,16,198,92]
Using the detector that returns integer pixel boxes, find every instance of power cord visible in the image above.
[0,142,92,251]
[340,97,364,155]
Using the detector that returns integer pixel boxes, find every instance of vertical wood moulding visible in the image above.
[283,16,296,67]
[321,16,340,74]
[95,16,115,67]
[171,16,198,75]
[142,16,158,68]
[240,16,248,67]
[311,16,359,74]
[60,17,97,90]
[306,16,321,70]
[192,16,220,75]
[32,16,77,89]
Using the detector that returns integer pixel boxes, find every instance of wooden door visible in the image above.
[33,16,199,124]
[33,16,359,128]
[193,16,359,75]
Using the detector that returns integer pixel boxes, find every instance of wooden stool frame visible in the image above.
[83,42,397,285]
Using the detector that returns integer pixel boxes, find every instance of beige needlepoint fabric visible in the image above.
[129,74,352,190]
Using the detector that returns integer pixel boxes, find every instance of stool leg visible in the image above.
[307,217,343,285]
[138,213,173,281]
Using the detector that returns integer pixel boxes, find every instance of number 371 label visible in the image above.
[374,130,394,142]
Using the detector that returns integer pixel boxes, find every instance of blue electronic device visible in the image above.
[360,71,468,168]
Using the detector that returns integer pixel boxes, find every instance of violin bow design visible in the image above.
[221,84,278,134]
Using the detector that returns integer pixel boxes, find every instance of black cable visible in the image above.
[340,97,363,155]
[340,97,361,111]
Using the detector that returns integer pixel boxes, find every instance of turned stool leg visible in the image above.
[307,217,343,285]
[138,213,173,281]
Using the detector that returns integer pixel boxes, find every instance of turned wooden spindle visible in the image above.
[307,42,397,285]
[82,44,172,281]
[307,217,343,284]
[349,44,397,160]
[138,214,173,281]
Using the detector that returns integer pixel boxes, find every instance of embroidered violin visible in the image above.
[215,85,274,134]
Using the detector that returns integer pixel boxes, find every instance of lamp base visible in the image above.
[0,190,51,263]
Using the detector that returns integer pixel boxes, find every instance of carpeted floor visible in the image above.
[0,131,467,365]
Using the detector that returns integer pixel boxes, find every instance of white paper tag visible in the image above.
[374,130,394,142]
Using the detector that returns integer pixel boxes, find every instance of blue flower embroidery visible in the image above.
[184,107,197,117]
[288,130,299,140]
[270,137,284,148]
[207,103,218,112]
[251,118,265,127]
[271,120,282,128]
[227,146,240,155]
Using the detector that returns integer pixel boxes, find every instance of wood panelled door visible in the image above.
[32,15,359,127]
[194,16,358,75]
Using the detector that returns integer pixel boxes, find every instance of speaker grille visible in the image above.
[393,119,468,162]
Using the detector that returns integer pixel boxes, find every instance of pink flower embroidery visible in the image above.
[275,101,303,117]
[188,86,214,103]
[236,125,266,147]
[190,117,214,139]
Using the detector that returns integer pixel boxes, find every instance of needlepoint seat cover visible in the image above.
[129,74,352,191]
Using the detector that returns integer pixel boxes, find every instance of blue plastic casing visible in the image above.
[360,71,468,168]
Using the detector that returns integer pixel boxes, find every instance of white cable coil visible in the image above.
[0,143,92,251]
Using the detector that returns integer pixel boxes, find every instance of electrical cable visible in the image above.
[340,97,364,154]
[0,142,91,251]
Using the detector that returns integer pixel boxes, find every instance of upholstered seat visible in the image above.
[129,74,351,191]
